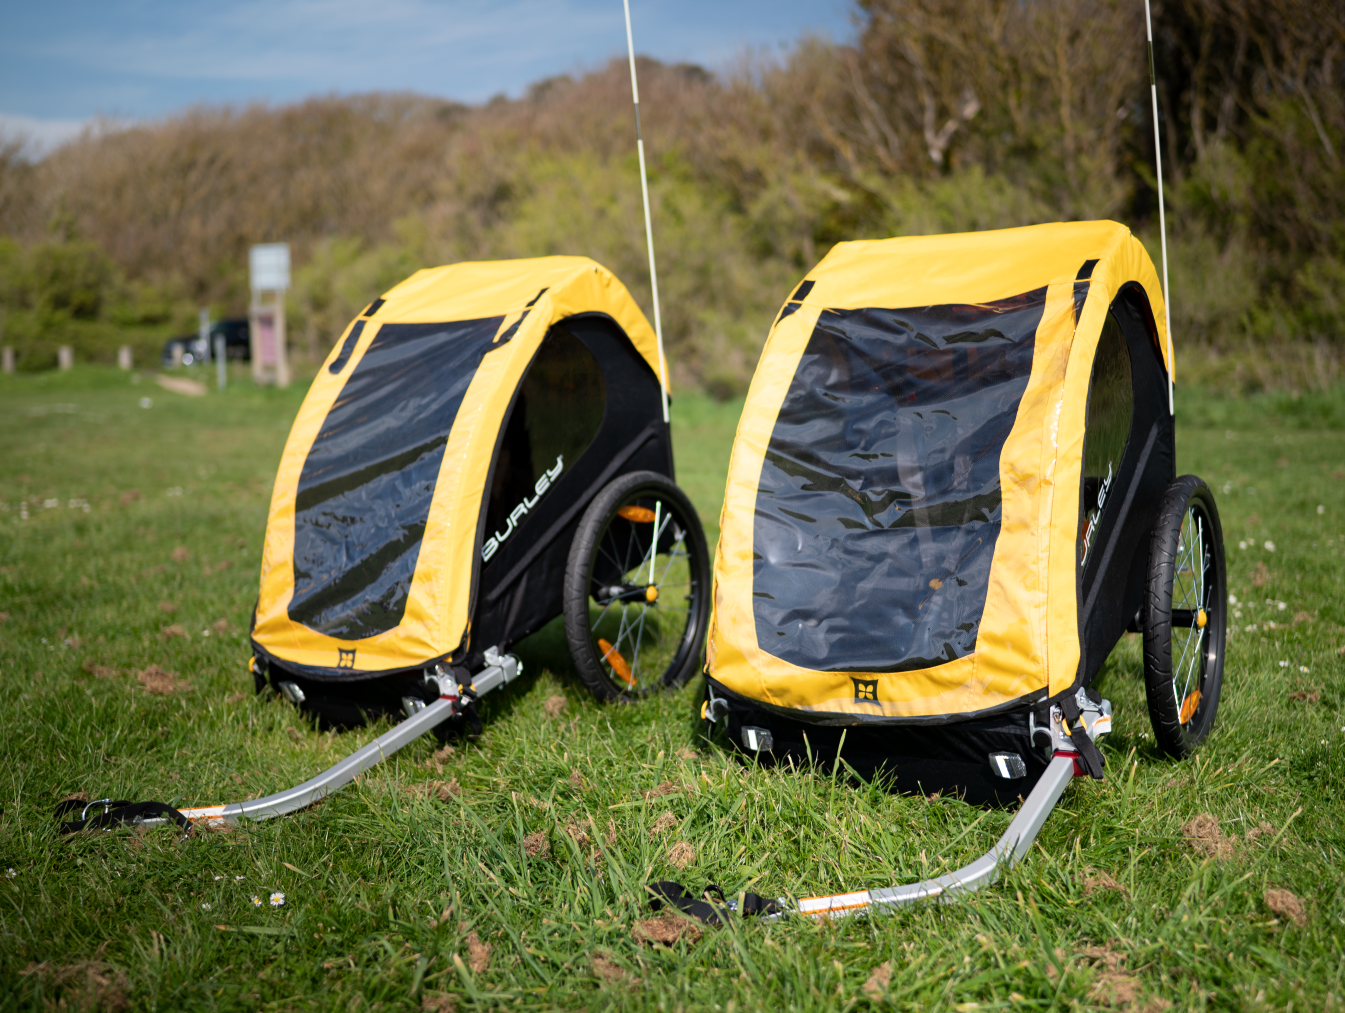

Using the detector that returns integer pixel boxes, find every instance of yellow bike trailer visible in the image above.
[54,257,714,838]
[697,221,1227,918]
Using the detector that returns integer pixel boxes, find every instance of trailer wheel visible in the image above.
[564,471,711,701]
[1142,475,1227,757]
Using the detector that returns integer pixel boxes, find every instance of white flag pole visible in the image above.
[623,0,669,424]
[1145,0,1175,416]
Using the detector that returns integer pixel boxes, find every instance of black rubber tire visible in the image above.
[1142,474,1227,757]
[563,471,711,702]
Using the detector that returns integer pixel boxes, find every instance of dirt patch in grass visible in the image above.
[465,931,490,974]
[1246,821,1278,842]
[863,961,892,1001]
[20,959,130,1011]
[1079,943,1169,1011]
[633,912,702,946]
[157,600,177,613]
[543,695,567,718]
[1183,813,1236,859]
[427,744,456,773]
[161,623,188,640]
[155,374,207,397]
[649,812,678,839]
[565,819,592,847]
[592,952,628,985]
[643,781,682,800]
[409,780,461,802]
[421,994,457,1013]
[136,664,188,695]
[523,830,550,858]
[82,659,118,678]
[1264,887,1307,926]
[1082,868,1128,897]
[668,841,696,869]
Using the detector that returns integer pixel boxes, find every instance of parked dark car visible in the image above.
[161,318,250,366]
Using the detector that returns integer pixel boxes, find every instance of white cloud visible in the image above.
[0,113,98,157]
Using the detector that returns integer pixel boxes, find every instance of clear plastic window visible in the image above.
[753,291,1045,673]
[289,317,502,639]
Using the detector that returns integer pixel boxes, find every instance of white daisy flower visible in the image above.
[4,868,15,879]
[251,895,263,907]
[213,875,224,881]
[234,875,244,882]
[1264,540,1276,552]
[201,902,211,911]
[269,892,286,907]
[1278,660,1289,668]
[1300,666,1309,673]
[1238,540,1247,550]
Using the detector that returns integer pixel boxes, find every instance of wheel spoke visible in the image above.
[577,489,704,697]
[1170,507,1212,722]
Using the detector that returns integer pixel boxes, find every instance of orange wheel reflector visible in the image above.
[598,638,635,687]
[1179,689,1201,725]
[618,505,657,523]
[1196,608,1207,628]
[645,585,658,602]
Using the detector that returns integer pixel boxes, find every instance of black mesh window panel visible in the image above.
[1078,313,1134,567]
[289,317,503,639]
[482,325,606,562]
[753,290,1045,673]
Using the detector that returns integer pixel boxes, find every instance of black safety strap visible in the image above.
[1059,692,1106,780]
[57,800,194,837]
[647,881,780,925]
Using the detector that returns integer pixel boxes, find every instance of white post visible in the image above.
[58,345,74,371]
[215,336,227,391]
[623,0,669,424]
[199,307,211,364]
[2,347,14,375]
[1145,0,1175,416]
[117,345,133,370]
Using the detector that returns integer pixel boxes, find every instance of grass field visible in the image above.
[1,366,1342,1013]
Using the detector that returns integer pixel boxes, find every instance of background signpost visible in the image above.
[248,243,291,388]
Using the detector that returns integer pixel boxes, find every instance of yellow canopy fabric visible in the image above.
[253,256,661,674]
[706,221,1168,720]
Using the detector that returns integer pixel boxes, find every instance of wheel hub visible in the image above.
[595,583,658,605]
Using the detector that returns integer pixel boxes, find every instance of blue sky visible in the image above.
[0,0,854,154]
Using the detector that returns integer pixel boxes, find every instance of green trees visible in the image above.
[0,1,1338,386]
